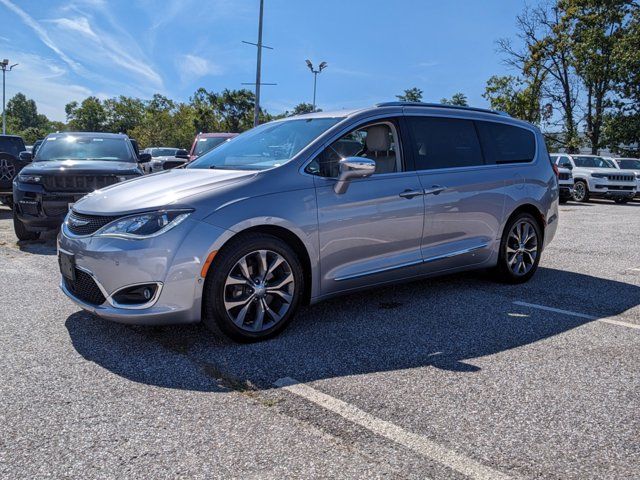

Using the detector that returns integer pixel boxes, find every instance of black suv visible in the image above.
[13,132,149,240]
[0,134,28,208]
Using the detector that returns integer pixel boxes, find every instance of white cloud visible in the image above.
[48,15,163,89]
[0,0,82,73]
[179,54,224,81]
[1,51,92,121]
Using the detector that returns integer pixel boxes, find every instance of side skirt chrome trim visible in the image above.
[334,243,490,282]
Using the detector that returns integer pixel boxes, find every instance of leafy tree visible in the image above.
[103,96,145,134]
[6,93,43,131]
[291,103,316,115]
[214,89,256,132]
[483,75,552,124]
[190,88,220,133]
[65,97,107,131]
[396,88,423,102]
[498,3,581,151]
[440,93,469,106]
[568,0,636,153]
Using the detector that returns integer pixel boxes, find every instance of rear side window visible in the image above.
[475,121,535,164]
[406,117,483,170]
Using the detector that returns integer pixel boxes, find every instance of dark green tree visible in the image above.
[396,88,423,102]
[440,93,469,106]
[65,97,106,131]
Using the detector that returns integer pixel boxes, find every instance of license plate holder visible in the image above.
[59,251,76,282]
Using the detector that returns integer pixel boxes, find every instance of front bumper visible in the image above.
[586,178,636,198]
[58,218,232,325]
[559,184,574,199]
[14,182,88,231]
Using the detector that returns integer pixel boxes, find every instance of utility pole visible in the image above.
[305,60,327,112]
[242,0,276,127]
[1,59,18,135]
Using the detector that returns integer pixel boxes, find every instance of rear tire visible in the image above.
[572,180,589,202]
[202,233,304,343]
[13,209,40,241]
[494,212,542,284]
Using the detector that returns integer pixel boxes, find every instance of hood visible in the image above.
[73,168,256,215]
[575,166,636,175]
[23,159,141,175]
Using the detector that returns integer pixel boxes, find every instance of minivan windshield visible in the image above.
[35,136,134,162]
[188,117,343,170]
[573,156,614,168]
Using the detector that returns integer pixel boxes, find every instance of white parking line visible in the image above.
[513,301,640,330]
[274,377,512,480]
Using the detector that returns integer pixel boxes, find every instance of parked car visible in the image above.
[189,132,238,160]
[556,164,574,203]
[141,147,190,173]
[0,134,28,209]
[551,153,636,203]
[609,157,640,199]
[13,132,148,240]
[58,102,558,342]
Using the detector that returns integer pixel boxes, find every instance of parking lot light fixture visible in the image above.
[1,59,18,135]
[306,59,327,112]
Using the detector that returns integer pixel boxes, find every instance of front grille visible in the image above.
[607,175,634,182]
[43,204,70,217]
[43,175,120,192]
[64,269,106,305]
[66,211,120,236]
[559,172,571,180]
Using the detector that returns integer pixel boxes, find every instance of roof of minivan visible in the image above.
[289,103,537,130]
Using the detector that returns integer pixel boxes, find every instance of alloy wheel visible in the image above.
[506,220,538,276]
[573,182,586,202]
[223,249,295,332]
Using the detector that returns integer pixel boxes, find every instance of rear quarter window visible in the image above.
[475,121,536,164]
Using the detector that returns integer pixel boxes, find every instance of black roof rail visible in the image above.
[375,101,509,117]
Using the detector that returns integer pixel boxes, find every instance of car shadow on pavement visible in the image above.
[65,267,640,393]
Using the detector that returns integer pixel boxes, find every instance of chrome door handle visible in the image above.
[399,189,425,199]
[423,185,446,195]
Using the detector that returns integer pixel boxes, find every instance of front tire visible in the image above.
[202,233,304,342]
[573,180,589,202]
[13,209,40,241]
[614,197,629,204]
[494,213,542,284]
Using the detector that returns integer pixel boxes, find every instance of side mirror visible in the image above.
[334,157,376,194]
[19,151,33,162]
[175,149,189,160]
[138,152,152,163]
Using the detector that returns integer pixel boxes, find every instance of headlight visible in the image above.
[591,173,607,178]
[18,174,42,184]
[95,209,192,239]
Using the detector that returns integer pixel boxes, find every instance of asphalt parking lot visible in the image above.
[1,200,638,479]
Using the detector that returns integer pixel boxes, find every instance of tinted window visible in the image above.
[475,121,535,164]
[306,121,400,177]
[406,117,483,170]
[0,136,26,156]
[194,137,228,156]
[573,156,613,168]
[618,159,640,169]
[557,156,572,168]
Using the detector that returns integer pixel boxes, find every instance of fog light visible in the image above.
[111,283,159,306]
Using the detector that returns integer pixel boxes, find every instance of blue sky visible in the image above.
[0,0,529,121]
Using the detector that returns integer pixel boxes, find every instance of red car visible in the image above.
[189,132,238,161]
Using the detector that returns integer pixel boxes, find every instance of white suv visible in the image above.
[609,157,640,199]
[551,153,636,204]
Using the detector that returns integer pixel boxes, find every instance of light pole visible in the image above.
[242,0,276,127]
[305,60,327,112]
[1,59,18,135]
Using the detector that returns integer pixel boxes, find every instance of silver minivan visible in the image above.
[58,103,559,342]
